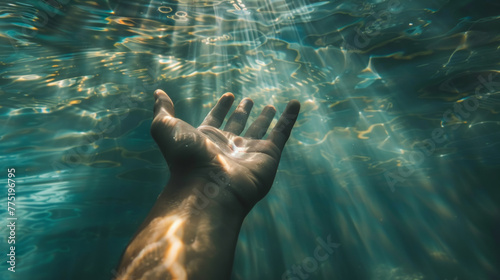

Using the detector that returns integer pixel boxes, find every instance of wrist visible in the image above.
[161,169,249,220]
[156,178,245,279]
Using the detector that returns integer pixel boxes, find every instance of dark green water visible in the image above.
[1,0,499,279]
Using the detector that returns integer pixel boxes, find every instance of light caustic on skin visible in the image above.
[117,215,188,280]
[214,138,251,170]
[229,139,248,157]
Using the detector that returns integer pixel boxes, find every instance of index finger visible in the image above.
[267,100,300,151]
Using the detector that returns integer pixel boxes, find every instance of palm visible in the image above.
[151,90,300,211]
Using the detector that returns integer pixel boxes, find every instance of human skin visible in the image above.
[116,89,300,279]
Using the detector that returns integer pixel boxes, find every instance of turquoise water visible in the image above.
[1,0,499,279]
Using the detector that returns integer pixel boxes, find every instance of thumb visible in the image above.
[153,89,175,118]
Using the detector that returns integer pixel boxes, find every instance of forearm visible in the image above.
[116,178,245,280]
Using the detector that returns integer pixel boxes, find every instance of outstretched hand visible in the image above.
[150,89,300,214]
[117,90,300,279]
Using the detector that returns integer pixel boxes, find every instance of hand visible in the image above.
[150,89,300,214]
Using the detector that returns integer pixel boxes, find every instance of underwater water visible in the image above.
[1,0,500,279]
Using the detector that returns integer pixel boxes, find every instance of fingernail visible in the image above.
[265,105,276,113]
[223,92,235,98]
[242,98,253,107]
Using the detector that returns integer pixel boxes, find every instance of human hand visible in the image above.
[117,90,299,279]
[150,89,300,215]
